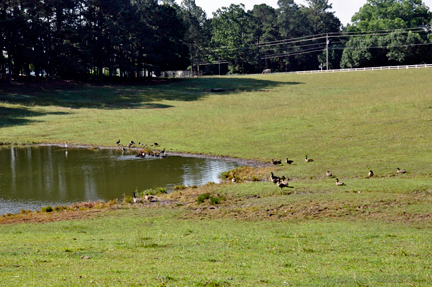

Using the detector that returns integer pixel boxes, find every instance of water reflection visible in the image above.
[0,146,238,214]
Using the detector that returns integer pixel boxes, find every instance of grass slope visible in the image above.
[1,208,432,286]
[1,69,432,286]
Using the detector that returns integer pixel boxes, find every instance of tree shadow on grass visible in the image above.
[0,106,69,128]
[0,77,302,110]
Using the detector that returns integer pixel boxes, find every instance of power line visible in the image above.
[207,27,427,56]
[263,42,432,60]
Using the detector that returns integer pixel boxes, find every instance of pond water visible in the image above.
[0,146,239,215]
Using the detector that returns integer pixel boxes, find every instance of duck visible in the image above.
[326,171,332,177]
[397,168,406,173]
[336,178,344,186]
[305,155,313,162]
[277,179,289,190]
[368,170,374,177]
[136,150,146,158]
[272,159,282,165]
[270,172,281,184]
[133,192,143,203]
[285,158,294,165]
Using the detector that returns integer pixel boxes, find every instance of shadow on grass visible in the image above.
[0,77,302,110]
[0,106,69,128]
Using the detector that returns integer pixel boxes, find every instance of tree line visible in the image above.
[1,0,431,83]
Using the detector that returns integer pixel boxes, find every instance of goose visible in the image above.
[305,155,313,162]
[277,179,289,190]
[154,143,159,146]
[326,171,332,177]
[122,147,128,153]
[270,172,281,184]
[368,170,374,177]
[145,195,156,202]
[133,192,143,203]
[232,175,237,183]
[272,159,282,165]
[285,158,294,165]
[116,139,121,145]
[397,168,406,173]
[336,178,344,186]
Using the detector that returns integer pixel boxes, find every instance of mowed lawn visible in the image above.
[1,68,432,286]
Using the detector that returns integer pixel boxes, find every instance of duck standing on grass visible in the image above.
[277,179,289,190]
[336,178,345,186]
[270,172,280,184]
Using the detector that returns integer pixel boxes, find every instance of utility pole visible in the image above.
[326,34,329,70]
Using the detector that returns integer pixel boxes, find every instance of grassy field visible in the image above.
[1,69,432,286]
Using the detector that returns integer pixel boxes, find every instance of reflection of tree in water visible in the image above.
[0,146,238,214]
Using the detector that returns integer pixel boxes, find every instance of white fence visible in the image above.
[279,64,432,75]
[163,64,432,78]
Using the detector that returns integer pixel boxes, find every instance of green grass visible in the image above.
[1,208,432,286]
[1,69,432,285]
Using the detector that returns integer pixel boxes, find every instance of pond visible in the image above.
[0,146,239,215]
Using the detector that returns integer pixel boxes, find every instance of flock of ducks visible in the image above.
[116,139,167,158]
[270,155,407,188]
[116,139,166,204]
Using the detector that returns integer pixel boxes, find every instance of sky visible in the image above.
[194,0,432,26]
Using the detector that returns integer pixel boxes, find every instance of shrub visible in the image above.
[174,184,186,191]
[143,187,167,195]
[209,196,220,205]
[54,206,68,212]
[218,171,229,180]
[197,193,211,204]
[41,206,53,212]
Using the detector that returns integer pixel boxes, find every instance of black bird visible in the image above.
[272,159,282,165]
[285,158,294,165]
[154,142,159,146]
[116,139,121,145]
